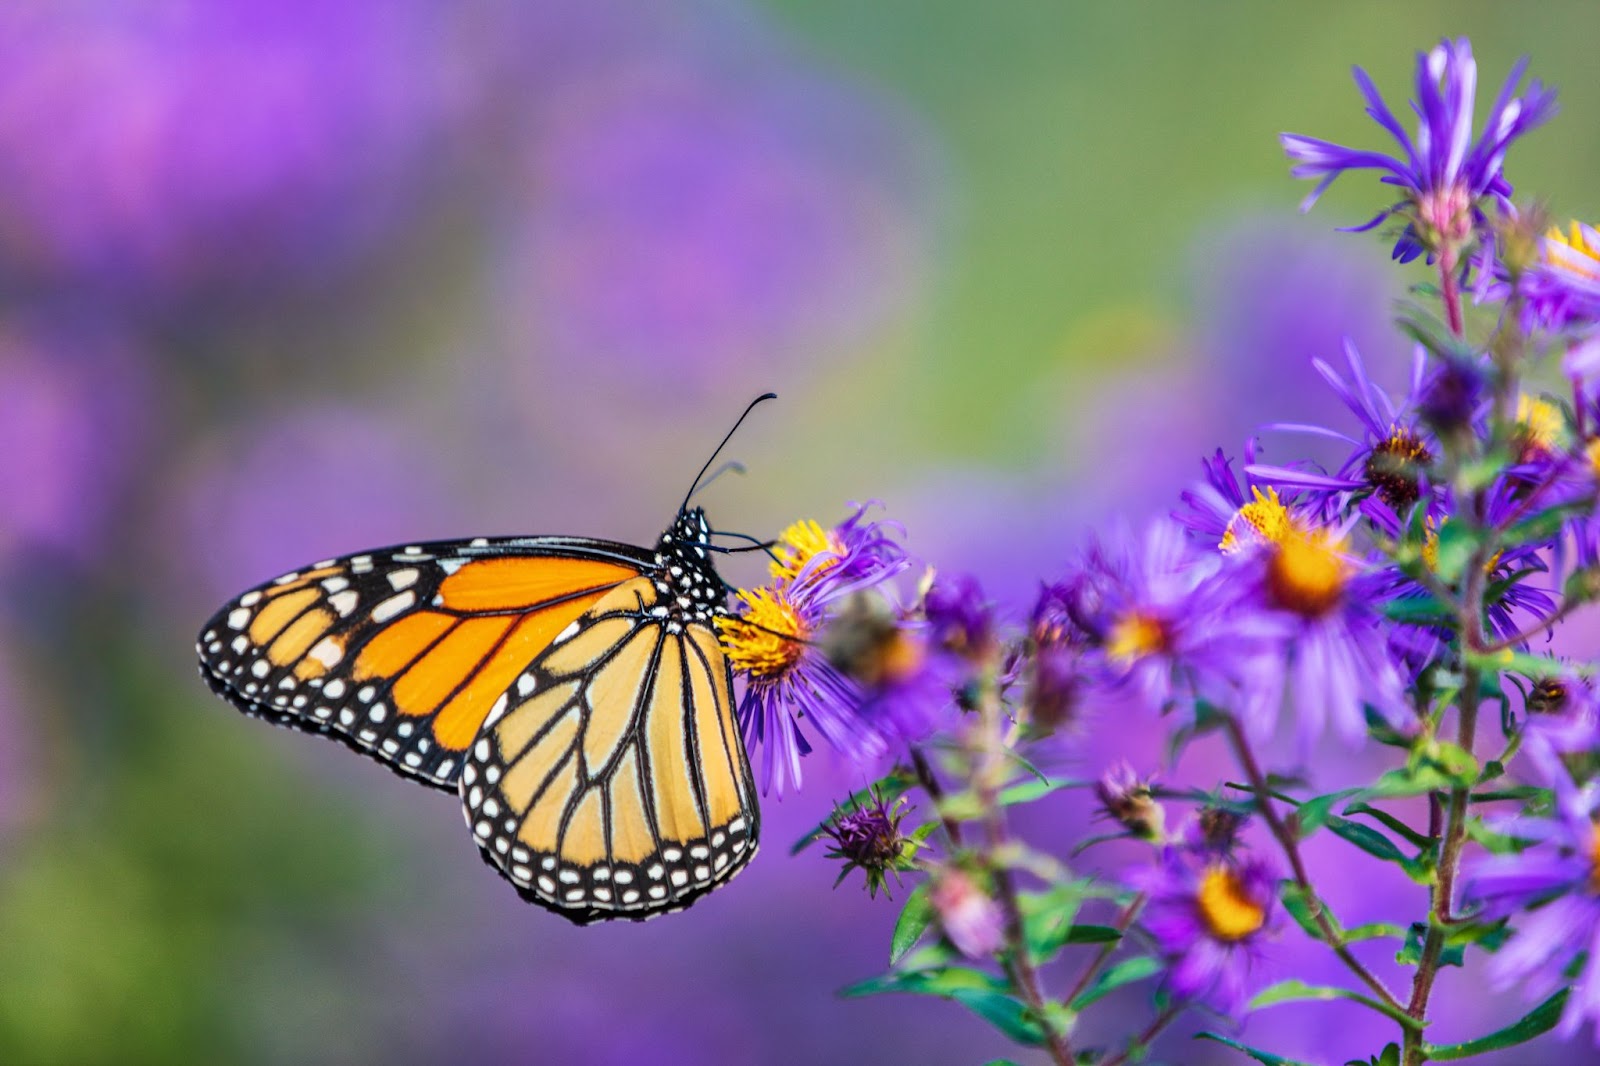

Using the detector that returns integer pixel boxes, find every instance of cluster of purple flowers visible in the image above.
[721,35,1600,1062]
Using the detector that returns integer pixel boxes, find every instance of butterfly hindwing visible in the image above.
[462,571,760,923]
[196,537,654,790]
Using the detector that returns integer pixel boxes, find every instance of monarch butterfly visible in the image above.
[195,396,776,924]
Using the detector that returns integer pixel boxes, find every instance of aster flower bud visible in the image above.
[1095,762,1165,842]
[1184,807,1248,857]
[923,572,995,660]
[1029,579,1094,650]
[1418,353,1485,438]
[928,869,1005,959]
[1026,646,1081,735]
[821,790,919,898]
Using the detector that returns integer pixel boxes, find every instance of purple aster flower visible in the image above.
[923,572,994,661]
[771,501,911,600]
[1283,38,1555,262]
[1065,520,1237,710]
[1226,521,1411,748]
[1522,220,1600,336]
[1132,847,1280,1015]
[1250,341,1435,524]
[719,503,930,795]
[929,869,1006,960]
[1175,439,1311,555]
[0,1,482,304]
[718,581,884,797]
[0,316,151,568]
[1462,757,1600,1042]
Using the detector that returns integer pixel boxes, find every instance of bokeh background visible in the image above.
[3,3,1600,1064]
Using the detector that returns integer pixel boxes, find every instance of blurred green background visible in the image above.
[1,3,1596,1064]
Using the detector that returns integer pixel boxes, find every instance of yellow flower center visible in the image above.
[1266,527,1347,617]
[1516,395,1565,456]
[716,587,807,678]
[1587,437,1600,480]
[1219,487,1293,555]
[770,519,844,582]
[1590,828,1600,895]
[1106,610,1169,666]
[1197,865,1265,942]
[1545,221,1600,283]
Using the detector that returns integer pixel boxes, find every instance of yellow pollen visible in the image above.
[1590,828,1600,895]
[1197,866,1266,942]
[1266,527,1348,617]
[1106,611,1168,665]
[1516,395,1565,455]
[715,587,807,679]
[1545,221,1600,283]
[1219,487,1293,555]
[770,519,844,582]
[1587,437,1600,480]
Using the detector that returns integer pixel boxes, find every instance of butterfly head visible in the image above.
[655,507,727,616]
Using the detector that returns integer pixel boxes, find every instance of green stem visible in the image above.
[1221,716,1405,1013]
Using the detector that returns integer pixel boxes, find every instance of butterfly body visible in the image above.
[196,506,761,924]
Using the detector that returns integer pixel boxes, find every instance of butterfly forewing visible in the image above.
[461,545,760,923]
[195,537,654,789]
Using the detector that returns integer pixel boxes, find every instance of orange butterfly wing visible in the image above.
[196,538,654,789]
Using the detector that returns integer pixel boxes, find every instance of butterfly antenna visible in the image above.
[680,392,777,515]
[690,460,747,501]
[706,530,783,566]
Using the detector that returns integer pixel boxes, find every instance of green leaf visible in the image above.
[1059,924,1122,945]
[1279,882,1336,942]
[1425,988,1568,1059]
[889,884,935,966]
[997,776,1088,806]
[947,988,1047,1046]
[1470,785,1544,804]
[842,965,1047,1046]
[1325,816,1407,863]
[840,964,1004,1000]
[1067,955,1161,1011]
[1195,1032,1317,1065]
[790,769,916,854]
[1502,503,1582,550]
[1342,922,1407,943]
[1384,594,1455,626]
[1397,922,1463,969]
[1429,741,1479,784]
[1342,802,1433,849]
[1295,788,1362,837]
[1432,518,1477,583]
[1018,884,1085,962]
[1367,765,1453,797]
[1248,979,1422,1030]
